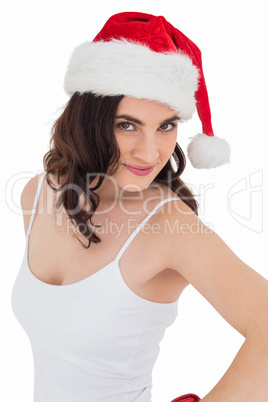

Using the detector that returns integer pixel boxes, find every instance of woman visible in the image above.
[11,11,268,402]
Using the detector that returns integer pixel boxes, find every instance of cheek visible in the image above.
[160,135,178,158]
[114,136,133,157]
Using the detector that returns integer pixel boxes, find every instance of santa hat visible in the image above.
[64,12,230,169]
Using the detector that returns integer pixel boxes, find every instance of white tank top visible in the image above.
[11,171,180,402]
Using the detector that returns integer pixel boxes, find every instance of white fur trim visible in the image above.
[187,133,231,169]
[64,39,199,120]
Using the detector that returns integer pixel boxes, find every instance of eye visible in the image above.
[117,122,135,131]
[159,123,176,132]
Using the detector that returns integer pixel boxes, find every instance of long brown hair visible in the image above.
[43,92,198,248]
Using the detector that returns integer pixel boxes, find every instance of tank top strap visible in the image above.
[26,171,47,238]
[115,197,180,263]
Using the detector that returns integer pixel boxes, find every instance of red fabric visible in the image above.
[93,12,214,137]
[171,394,201,402]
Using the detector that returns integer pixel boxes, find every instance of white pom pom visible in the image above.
[187,133,231,169]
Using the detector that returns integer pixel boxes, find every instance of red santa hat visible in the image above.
[64,12,230,169]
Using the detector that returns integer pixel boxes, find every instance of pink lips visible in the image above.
[124,164,155,176]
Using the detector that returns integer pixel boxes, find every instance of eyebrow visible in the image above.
[114,114,180,126]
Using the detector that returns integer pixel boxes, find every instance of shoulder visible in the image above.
[141,196,203,249]
[154,195,200,225]
[20,172,45,236]
[20,173,43,211]
[158,197,214,265]
[165,197,202,227]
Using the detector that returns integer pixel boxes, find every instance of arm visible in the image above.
[164,201,268,401]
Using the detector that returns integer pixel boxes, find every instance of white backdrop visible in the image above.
[2,1,267,401]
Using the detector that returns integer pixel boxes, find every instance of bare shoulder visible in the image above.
[20,173,44,210]
[20,173,44,236]
[161,196,213,245]
[159,197,214,272]
[157,196,202,227]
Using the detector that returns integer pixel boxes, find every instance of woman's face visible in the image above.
[104,96,180,196]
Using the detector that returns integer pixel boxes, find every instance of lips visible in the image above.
[124,164,155,176]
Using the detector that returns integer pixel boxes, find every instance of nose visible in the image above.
[132,132,160,165]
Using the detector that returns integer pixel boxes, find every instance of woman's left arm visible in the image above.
[165,201,268,401]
